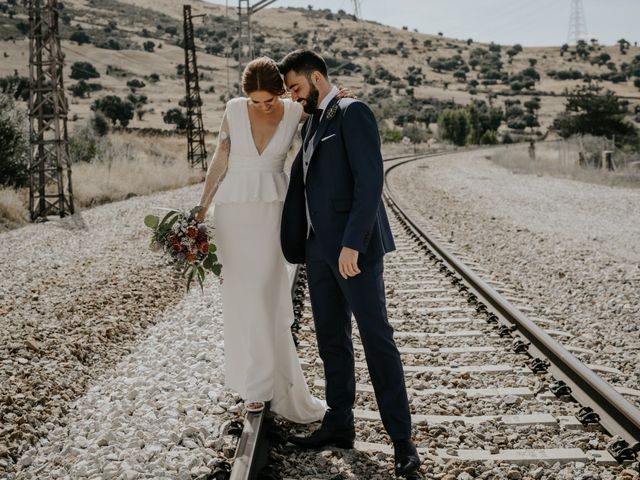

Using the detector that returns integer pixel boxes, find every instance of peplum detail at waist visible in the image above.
[215,165,289,204]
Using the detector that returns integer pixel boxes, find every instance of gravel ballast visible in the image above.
[386,147,640,407]
[0,183,240,478]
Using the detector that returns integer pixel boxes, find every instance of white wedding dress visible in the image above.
[202,97,325,423]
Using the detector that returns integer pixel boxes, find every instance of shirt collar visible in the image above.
[318,85,339,118]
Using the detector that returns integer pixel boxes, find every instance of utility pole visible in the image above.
[236,0,276,95]
[351,0,361,21]
[183,5,207,170]
[28,0,74,221]
[567,0,588,45]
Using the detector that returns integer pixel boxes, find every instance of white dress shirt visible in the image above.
[317,85,339,122]
[303,85,339,237]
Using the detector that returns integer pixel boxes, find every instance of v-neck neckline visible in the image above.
[245,98,286,157]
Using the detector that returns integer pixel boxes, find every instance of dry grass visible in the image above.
[72,131,205,208]
[0,131,206,232]
[489,139,640,189]
[0,186,28,227]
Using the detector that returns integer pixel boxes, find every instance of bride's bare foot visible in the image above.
[245,401,265,413]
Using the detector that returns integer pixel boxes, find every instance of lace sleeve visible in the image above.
[197,110,230,219]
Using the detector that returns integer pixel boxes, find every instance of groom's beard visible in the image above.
[300,84,320,115]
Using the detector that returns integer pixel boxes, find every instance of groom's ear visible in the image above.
[310,71,321,87]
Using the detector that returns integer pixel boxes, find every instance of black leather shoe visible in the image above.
[288,424,355,449]
[393,439,420,477]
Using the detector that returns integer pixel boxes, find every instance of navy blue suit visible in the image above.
[281,96,412,441]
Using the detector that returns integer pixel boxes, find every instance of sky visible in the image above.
[222,0,640,47]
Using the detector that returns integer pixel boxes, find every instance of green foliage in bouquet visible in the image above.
[144,205,222,293]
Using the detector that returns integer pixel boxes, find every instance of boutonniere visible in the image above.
[326,101,340,120]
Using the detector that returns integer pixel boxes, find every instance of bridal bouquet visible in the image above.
[144,206,222,293]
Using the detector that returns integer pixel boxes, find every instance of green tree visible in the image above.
[163,108,188,130]
[91,95,134,127]
[466,101,503,144]
[70,30,91,45]
[70,61,100,80]
[70,80,90,98]
[0,94,29,187]
[618,38,630,54]
[553,83,638,146]
[15,21,29,35]
[438,108,471,146]
[126,79,146,92]
[143,40,155,52]
[0,75,29,101]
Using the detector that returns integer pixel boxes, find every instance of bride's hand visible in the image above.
[336,86,357,100]
[195,208,207,224]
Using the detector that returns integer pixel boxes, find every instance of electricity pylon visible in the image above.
[236,0,276,94]
[352,0,361,21]
[567,0,588,45]
[183,5,207,170]
[28,0,74,221]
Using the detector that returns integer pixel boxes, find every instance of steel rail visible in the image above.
[384,152,640,454]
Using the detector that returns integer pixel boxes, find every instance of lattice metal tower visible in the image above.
[183,5,207,170]
[567,0,588,45]
[351,0,361,21]
[236,0,276,94]
[28,0,74,221]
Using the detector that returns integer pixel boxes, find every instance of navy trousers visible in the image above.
[305,230,412,441]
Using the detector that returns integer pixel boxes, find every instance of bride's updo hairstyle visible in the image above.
[242,57,286,96]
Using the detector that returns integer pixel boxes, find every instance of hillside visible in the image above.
[1,0,639,140]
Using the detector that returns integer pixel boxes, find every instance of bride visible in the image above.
[195,57,347,422]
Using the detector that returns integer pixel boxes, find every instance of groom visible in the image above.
[278,49,420,478]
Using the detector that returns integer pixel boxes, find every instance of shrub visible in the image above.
[127,93,148,107]
[163,108,188,130]
[438,108,471,146]
[70,80,90,98]
[479,130,498,144]
[15,21,29,35]
[0,94,29,188]
[126,79,146,91]
[70,61,100,80]
[70,30,91,45]
[429,55,465,73]
[0,75,29,101]
[91,95,134,127]
[466,101,503,143]
[553,83,639,147]
[549,69,584,80]
[380,128,403,143]
[205,42,224,55]
[69,122,99,163]
[143,41,155,52]
[96,39,121,50]
[91,111,110,136]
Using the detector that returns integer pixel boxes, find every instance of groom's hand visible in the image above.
[339,247,361,279]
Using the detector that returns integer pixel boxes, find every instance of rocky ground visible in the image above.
[387,146,640,408]
[0,182,243,478]
[2,144,639,479]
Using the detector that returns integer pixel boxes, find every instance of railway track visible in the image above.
[229,152,640,479]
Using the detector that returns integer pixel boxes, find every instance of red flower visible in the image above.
[173,243,184,252]
[186,226,198,238]
[185,252,196,263]
[198,242,209,254]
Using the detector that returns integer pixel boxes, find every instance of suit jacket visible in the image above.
[281,96,396,265]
